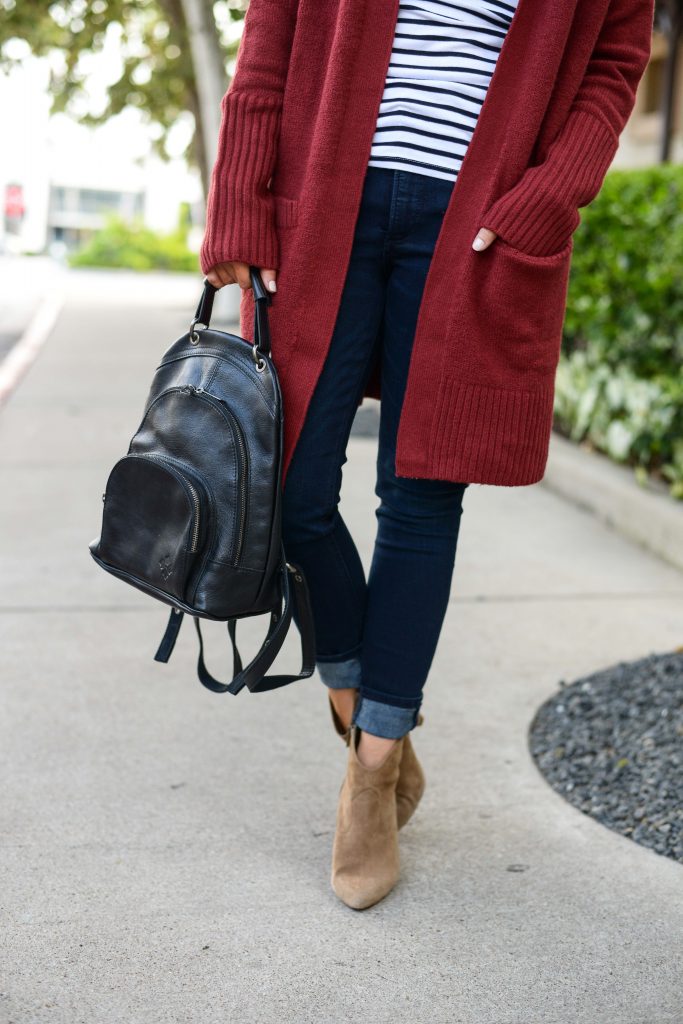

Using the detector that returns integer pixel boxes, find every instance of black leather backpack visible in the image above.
[89,269,316,695]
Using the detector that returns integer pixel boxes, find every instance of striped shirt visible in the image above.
[368,0,520,183]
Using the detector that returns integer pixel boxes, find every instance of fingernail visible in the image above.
[472,237,486,251]
[267,279,277,292]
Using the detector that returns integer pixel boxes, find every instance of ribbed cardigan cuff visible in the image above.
[199,90,281,276]
[480,107,619,257]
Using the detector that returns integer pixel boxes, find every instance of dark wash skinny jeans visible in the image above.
[281,165,469,740]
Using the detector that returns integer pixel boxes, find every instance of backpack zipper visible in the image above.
[187,480,201,553]
[179,385,248,566]
[142,452,202,553]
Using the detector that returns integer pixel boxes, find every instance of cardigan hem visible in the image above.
[394,378,555,486]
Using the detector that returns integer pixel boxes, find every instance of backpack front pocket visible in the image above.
[98,453,209,602]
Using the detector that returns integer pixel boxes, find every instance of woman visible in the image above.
[200,0,653,909]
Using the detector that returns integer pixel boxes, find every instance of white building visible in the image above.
[0,53,203,258]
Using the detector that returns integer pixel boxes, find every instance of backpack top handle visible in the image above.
[190,267,272,366]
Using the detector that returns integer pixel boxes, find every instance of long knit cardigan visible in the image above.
[200,0,654,487]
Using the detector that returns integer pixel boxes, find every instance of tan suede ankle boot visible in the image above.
[395,730,426,828]
[331,726,403,910]
[327,692,425,829]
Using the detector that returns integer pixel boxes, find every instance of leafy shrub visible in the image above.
[556,164,683,499]
[68,213,197,273]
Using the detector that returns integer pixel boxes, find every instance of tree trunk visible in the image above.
[660,0,682,162]
[188,84,210,197]
[179,0,228,183]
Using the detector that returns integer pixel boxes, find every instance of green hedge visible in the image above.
[556,163,683,499]
[68,212,197,273]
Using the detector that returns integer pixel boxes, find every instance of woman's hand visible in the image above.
[471,228,498,252]
[205,261,278,293]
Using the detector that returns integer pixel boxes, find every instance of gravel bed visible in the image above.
[529,650,683,863]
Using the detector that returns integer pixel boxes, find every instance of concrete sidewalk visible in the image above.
[1,268,683,1024]
[0,255,65,362]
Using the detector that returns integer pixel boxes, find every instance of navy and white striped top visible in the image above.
[368,0,520,183]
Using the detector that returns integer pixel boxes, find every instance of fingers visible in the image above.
[231,262,253,290]
[259,269,278,294]
[204,262,279,294]
[203,261,249,289]
[205,264,233,289]
[472,228,498,252]
[229,264,278,293]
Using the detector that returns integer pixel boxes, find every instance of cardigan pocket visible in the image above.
[474,236,574,379]
[272,194,299,230]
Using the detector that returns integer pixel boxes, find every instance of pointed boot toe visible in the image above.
[331,727,403,910]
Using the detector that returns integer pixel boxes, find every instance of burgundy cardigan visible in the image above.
[200,0,653,487]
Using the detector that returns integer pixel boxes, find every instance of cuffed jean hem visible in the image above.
[352,696,420,740]
[316,655,361,690]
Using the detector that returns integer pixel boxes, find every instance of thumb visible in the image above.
[472,228,498,252]
[259,268,278,293]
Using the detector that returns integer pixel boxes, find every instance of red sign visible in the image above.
[5,184,25,219]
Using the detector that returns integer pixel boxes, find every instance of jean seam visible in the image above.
[329,524,365,606]
[317,326,383,519]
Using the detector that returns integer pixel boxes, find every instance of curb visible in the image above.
[0,283,65,407]
[542,432,683,573]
